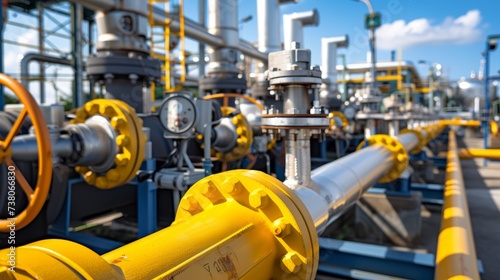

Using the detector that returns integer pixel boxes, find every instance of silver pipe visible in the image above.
[284,129,318,192]
[396,131,419,151]
[283,9,319,50]
[198,0,206,78]
[20,53,72,100]
[295,127,431,233]
[257,0,298,53]
[72,3,84,108]
[11,135,74,161]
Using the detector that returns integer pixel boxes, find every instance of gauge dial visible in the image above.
[159,94,196,134]
[343,106,356,120]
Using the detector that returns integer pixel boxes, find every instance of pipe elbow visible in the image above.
[322,35,349,48]
[285,9,319,27]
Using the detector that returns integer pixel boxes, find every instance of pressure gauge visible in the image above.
[159,94,197,134]
[343,106,356,120]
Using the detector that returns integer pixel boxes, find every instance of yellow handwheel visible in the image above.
[0,73,52,231]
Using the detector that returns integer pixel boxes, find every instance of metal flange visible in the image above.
[357,134,409,183]
[174,169,319,278]
[400,128,426,155]
[261,114,329,130]
[213,106,253,162]
[71,99,146,189]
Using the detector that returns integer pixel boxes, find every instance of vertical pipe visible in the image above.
[483,40,490,159]
[257,0,281,53]
[0,1,4,110]
[321,39,337,85]
[284,129,315,191]
[38,3,45,104]
[72,3,84,108]
[369,27,377,93]
[198,0,206,80]
[282,10,319,50]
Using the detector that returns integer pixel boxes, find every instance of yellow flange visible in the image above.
[328,111,348,129]
[71,99,146,189]
[213,106,253,162]
[357,135,408,183]
[400,128,426,155]
[0,239,121,280]
[491,120,499,137]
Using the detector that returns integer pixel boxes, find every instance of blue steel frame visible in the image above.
[49,158,157,253]
[318,238,436,279]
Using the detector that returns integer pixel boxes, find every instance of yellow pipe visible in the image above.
[438,119,480,127]
[459,148,500,160]
[0,170,318,279]
[435,130,480,280]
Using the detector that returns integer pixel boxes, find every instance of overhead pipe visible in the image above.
[20,53,72,104]
[283,9,319,50]
[459,148,500,160]
[257,0,298,54]
[66,0,267,61]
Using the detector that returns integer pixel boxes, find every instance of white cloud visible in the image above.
[376,10,483,50]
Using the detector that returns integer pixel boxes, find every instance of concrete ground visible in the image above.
[458,132,500,280]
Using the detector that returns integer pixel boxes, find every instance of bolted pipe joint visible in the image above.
[283,9,319,49]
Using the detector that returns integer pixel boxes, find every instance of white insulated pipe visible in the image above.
[321,36,349,85]
[283,9,319,50]
[257,0,298,53]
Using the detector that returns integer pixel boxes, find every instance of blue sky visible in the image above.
[186,0,500,81]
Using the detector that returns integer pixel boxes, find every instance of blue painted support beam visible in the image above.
[48,178,124,253]
[318,238,436,279]
[430,156,447,168]
[411,183,444,204]
[137,158,157,238]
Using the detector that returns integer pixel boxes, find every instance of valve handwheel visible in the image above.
[0,73,52,231]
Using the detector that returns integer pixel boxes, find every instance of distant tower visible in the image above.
[478,59,485,80]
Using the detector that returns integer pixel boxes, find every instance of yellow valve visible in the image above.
[328,111,348,129]
[71,99,146,189]
[357,134,409,183]
[0,170,319,279]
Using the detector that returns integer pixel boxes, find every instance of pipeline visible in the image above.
[0,124,445,279]
[459,148,500,160]
[435,130,480,279]
[0,170,319,279]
